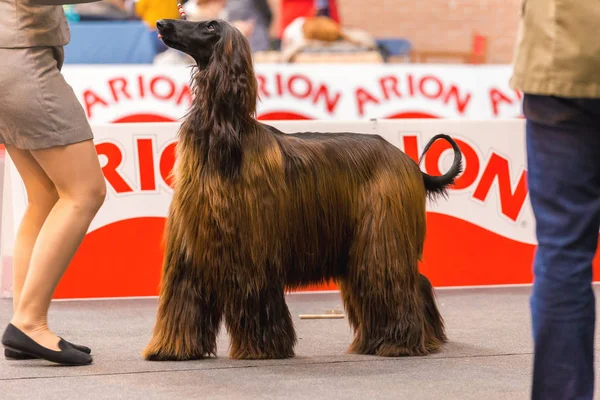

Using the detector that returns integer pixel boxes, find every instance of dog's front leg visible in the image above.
[225,282,296,360]
[142,247,222,361]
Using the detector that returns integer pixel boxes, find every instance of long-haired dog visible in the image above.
[143,18,463,361]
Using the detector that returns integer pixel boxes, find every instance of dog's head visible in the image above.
[157,18,258,126]
[156,19,251,70]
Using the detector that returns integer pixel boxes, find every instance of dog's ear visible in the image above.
[201,24,258,180]
[206,24,257,117]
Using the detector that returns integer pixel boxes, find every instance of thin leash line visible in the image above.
[177,2,187,20]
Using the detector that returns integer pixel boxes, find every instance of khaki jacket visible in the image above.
[0,0,69,48]
[510,0,600,98]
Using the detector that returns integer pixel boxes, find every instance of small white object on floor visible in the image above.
[299,308,345,319]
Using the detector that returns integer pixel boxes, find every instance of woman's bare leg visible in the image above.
[5,146,59,312]
[10,140,106,351]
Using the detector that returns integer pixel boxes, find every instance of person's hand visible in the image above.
[232,19,255,36]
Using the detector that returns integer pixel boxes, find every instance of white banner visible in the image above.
[1,119,542,299]
[60,64,523,124]
[4,119,533,241]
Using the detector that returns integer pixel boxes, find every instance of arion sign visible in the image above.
[61,64,523,124]
[2,119,575,300]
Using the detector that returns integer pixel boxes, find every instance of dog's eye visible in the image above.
[206,23,215,32]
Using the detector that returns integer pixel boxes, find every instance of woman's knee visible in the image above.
[64,179,107,214]
[82,180,107,212]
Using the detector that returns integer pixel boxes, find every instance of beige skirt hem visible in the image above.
[0,124,94,151]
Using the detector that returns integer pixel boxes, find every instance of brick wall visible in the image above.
[267,0,522,64]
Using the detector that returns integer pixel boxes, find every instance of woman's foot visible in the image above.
[1,324,92,366]
[10,320,61,351]
[3,317,91,359]
[5,339,91,360]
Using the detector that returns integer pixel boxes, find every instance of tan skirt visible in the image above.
[0,46,93,150]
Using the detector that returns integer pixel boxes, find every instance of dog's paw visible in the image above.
[347,338,443,357]
[375,340,443,357]
[142,343,213,361]
[229,345,295,360]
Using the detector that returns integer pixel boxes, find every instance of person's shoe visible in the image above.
[1,324,92,366]
[60,340,91,355]
[5,339,91,360]
[4,348,37,360]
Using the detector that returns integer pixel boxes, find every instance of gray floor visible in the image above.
[0,286,579,399]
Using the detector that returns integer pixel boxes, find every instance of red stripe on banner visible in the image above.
[385,111,439,119]
[105,111,443,125]
[52,213,600,299]
[419,213,535,286]
[257,111,313,120]
[112,114,177,123]
[54,217,167,299]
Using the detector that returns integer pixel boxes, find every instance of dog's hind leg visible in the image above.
[142,250,223,361]
[343,176,446,357]
[344,237,441,356]
[419,273,447,344]
[339,279,362,338]
[225,281,297,360]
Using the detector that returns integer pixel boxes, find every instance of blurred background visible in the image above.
[61,0,520,66]
[0,0,529,301]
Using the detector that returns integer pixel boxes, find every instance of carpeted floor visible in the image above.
[0,286,576,399]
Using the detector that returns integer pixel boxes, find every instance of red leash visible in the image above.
[177,2,187,20]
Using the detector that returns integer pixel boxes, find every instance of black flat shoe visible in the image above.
[1,324,92,366]
[60,340,91,355]
[5,339,91,360]
[4,348,37,360]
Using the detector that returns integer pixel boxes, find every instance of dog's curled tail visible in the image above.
[418,134,463,201]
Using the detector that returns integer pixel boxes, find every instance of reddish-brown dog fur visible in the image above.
[143,19,462,361]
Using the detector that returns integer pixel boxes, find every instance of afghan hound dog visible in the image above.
[143,18,463,361]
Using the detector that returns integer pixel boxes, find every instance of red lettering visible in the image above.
[380,76,401,100]
[138,75,145,98]
[424,138,479,190]
[108,77,131,102]
[365,75,472,114]
[443,85,471,115]
[402,136,420,163]
[83,90,109,119]
[407,74,416,96]
[150,76,176,100]
[276,73,284,96]
[312,84,341,114]
[160,142,177,188]
[489,88,513,117]
[514,89,523,100]
[473,154,528,221]
[257,75,269,98]
[355,88,379,116]
[255,74,342,114]
[137,138,156,191]
[176,85,193,107]
[419,76,443,100]
[288,75,312,99]
[96,142,134,193]
[405,135,528,221]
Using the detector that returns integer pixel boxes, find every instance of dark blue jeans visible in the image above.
[525,94,600,400]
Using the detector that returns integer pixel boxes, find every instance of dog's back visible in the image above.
[262,125,426,288]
